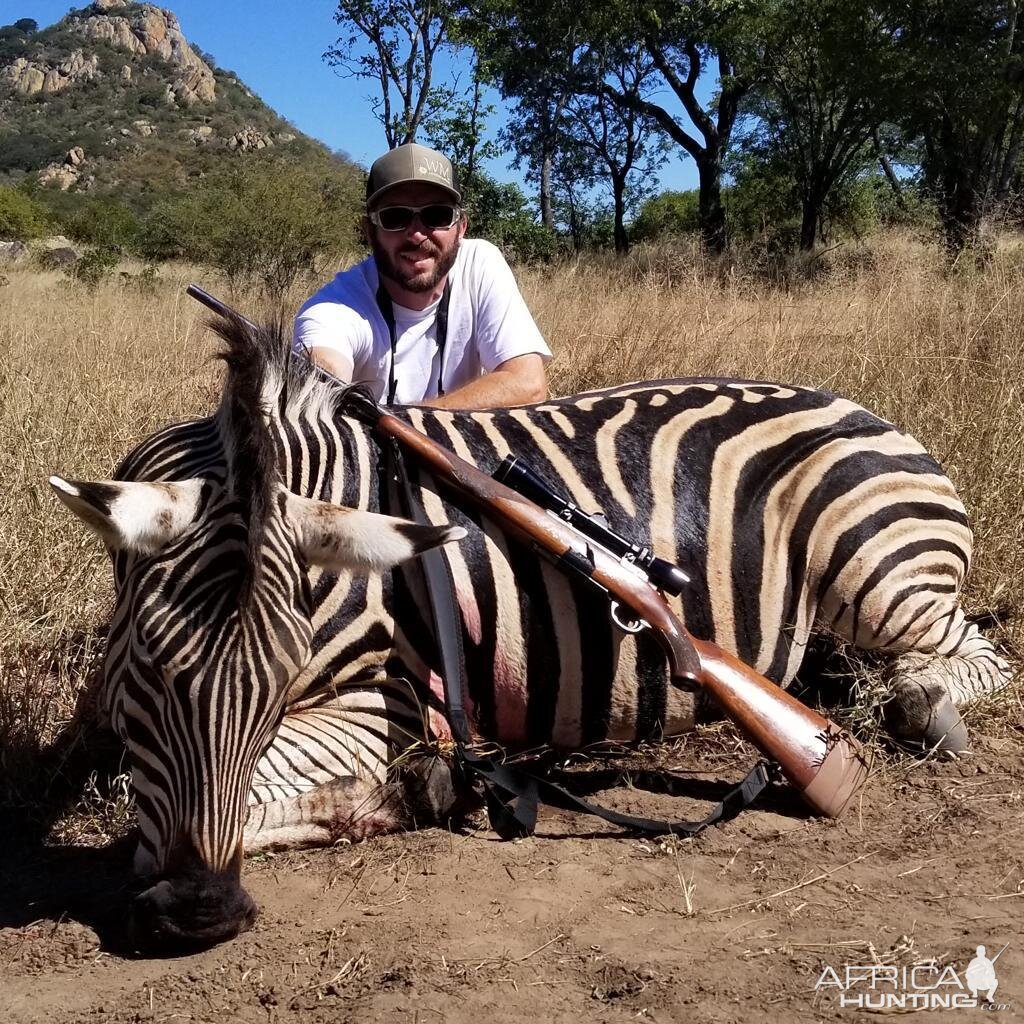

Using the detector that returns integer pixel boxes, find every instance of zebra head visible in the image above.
[50,315,464,952]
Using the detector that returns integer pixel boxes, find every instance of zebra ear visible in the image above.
[284,491,467,572]
[49,476,203,554]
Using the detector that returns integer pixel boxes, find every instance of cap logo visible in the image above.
[417,157,452,184]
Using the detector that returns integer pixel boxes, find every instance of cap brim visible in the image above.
[366,179,462,207]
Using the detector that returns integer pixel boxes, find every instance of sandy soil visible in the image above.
[2,728,1022,1024]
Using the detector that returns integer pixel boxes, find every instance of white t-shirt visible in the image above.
[293,238,551,405]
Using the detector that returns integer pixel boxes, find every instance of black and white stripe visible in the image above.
[83,325,1011,874]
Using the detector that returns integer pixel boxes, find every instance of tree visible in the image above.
[13,18,38,34]
[885,0,1024,257]
[325,0,454,148]
[562,46,670,253]
[583,0,769,253]
[735,0,899,250]
[464,0,767,252]
[460,0,582,228]
[499,84,572,230]
[420,55,500,197]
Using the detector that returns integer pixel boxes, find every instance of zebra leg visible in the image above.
[243,759,465,852]
[832,592,1012,752]
[241,708,466,853]
[881,621,1012,753]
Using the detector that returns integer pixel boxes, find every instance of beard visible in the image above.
[371,231,460,294]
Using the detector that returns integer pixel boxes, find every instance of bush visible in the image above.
[62,199,144,252]
[0,186,50,240]
[463,174,560,263]
[65,246,119,288]
[631,191,701,242]
[726,157,801,250]
[0,132,63,174]
[141,158,362,300]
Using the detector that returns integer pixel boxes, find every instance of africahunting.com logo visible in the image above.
[815,940,1010,1011]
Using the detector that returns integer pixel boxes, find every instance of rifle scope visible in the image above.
[493,455,690,597]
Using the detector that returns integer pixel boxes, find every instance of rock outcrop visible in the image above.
[227,127,274,152]
[67,2,216,106]
[0,2,325,189]
[38,148,88,191]
[1,49,100,95]
[180,124,214,145]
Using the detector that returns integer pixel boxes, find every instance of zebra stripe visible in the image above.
[72,327,1009,889]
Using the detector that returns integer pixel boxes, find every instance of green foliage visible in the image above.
[725,155,800,250]
[62,199,145,252]
[462,172,559,263]
[143,159,363,299]
[0,185,50,240]
[0,132,63,175]
[869,176,937,231]
[13,19,38,35]
[631,191,701,241]
[879,0,1024,256]
[65,246,119,288]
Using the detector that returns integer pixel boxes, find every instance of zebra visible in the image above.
[50,315,1012,950]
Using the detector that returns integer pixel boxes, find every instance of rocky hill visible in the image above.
[0,1,348,208]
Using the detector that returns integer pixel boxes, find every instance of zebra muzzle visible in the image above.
[131,870,258,954]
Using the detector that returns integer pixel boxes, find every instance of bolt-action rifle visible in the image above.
[187,283,870,819]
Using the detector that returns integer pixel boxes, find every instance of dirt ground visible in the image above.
[1,726,1022,1024]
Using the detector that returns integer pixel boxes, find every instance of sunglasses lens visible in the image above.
[377,207,414,231]
[420,205,457,229]
[375,205,458,231]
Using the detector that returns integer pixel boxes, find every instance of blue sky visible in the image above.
[15,0,702,196]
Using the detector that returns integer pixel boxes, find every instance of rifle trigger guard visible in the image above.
[610,600,647,634]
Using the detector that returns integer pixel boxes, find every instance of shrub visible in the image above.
[0,186,50,241]
[0,132,63,174]
[631,191,701,242]
[463,174,560,263]
[62,199,144,252]
[66,246,119,288]
[141,158,362,301]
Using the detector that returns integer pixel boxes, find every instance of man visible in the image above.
[294,142,550,409]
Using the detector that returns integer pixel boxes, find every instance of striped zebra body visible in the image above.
[51,321,1011,949]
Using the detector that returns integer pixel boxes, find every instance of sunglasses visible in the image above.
[369,203,461,232]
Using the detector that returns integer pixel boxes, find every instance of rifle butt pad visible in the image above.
[793,722,870,818]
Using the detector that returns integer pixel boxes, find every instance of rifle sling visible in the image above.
[382,433,774,840]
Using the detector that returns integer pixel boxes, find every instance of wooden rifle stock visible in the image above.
[375,409,869,819]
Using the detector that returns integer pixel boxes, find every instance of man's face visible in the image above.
[367,182,466,295]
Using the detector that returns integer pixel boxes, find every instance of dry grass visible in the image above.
[1,230,1022,822]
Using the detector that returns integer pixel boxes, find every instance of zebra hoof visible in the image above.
[884,679,970,754]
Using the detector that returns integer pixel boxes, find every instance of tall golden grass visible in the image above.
[1,231,1021,812]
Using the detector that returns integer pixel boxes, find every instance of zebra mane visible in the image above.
[206,312,343,599]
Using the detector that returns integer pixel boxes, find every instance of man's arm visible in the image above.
[305,346,355,383]
[420,353,548,410]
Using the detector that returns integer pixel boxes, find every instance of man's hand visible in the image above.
[421,354,548,410]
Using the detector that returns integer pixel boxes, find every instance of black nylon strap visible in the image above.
[462,752,775,839]
[382,434,775,841]
[377,277,453,404]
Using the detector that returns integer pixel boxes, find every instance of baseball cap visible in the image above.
[366,143,462,207]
